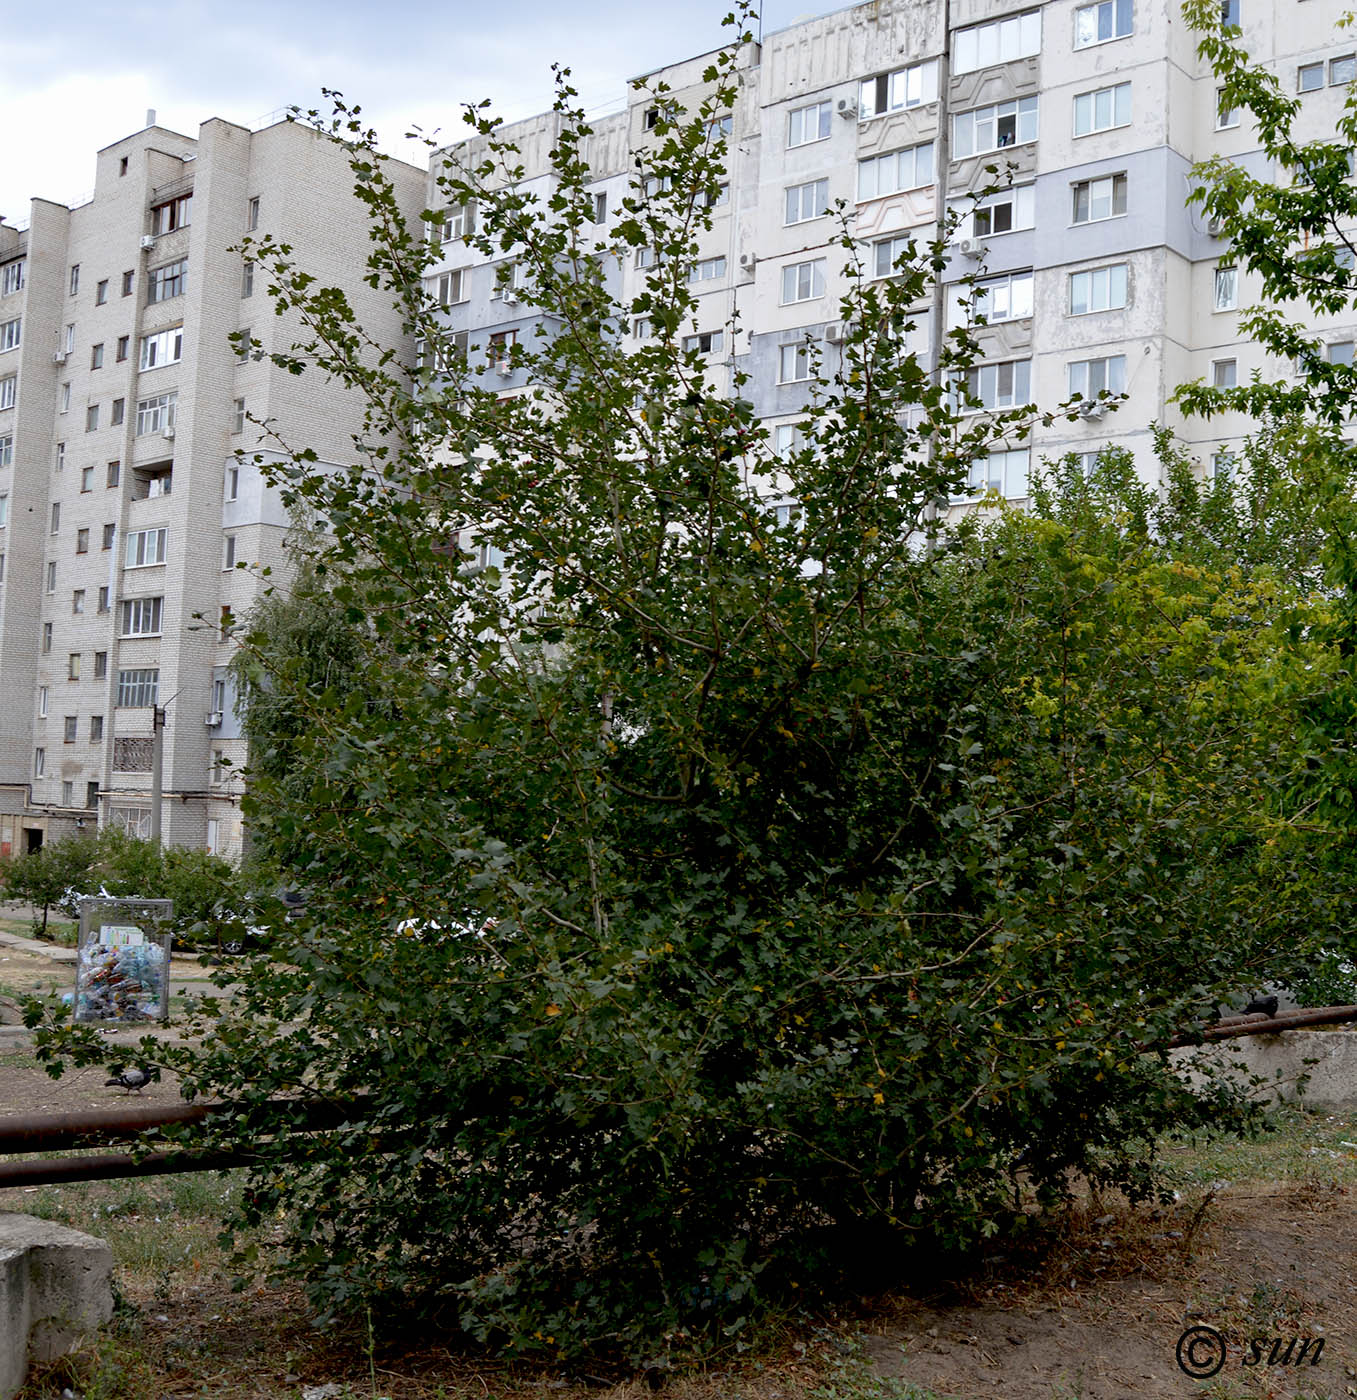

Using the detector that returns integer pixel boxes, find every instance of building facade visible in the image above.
[0,117,423,859]
[424,0,1354,498]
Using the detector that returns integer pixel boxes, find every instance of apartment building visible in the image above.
[425,0,1356,500]
[0,117,424,858]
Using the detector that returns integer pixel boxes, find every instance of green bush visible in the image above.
[32,35,1356,1362]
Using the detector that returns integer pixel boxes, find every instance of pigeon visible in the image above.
[105,1066,151,1094]
[1242,994,1279,1019]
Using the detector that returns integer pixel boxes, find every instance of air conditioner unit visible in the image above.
[957,237,985,259]
[494,362,514,378]
[837,97,859,119]
[139,234,157,251]
[501,291,520,306]
[51,350,67,365]
[162,425,176,439]
[825,321,855,344]
[1207,216,1226,237]
[1078,400,1106,420]
[205,711,223,728]
[738,252,757,270]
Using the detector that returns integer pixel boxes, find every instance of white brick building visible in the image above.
[426,0,1355,497]
[0,117,423,859]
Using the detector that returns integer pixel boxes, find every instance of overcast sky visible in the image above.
[0,0,841,222]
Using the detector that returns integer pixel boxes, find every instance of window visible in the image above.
[774,424,807,458]
[778,341,816,383]
[102,523,115,549]
[72,588,86,614]
[97,587,109,613]
[592,192,608,222]
[247,196,260,231]
[1069,264,1129,314]
[0,260,22,296]
[116,668,160,707]
[435,269,467,305]
[972,270,1034,322]
[1329,340,1355,365]
[0,377,13,410]
[135,392,177,435]
[1298,63,1324,93]
[125,526,168,567]
[110,806,152,838]
[953,11,1041,74]
[110,398,124,427]
[96,278,108,305]
[139,326,183,369]
[956,359,1033,411]
[236,327,252,362]
[90,715,104,740]
[60,780,74,806]
[1221,0,1239,25]
[90,342,104,370]
[1214,264,1237,310]
[642,106,662,131]
[64,716,78,743]
[120,596,163,637]
[69,264,80,295]
[42,622,52,653]
[953,97,1038,158]
[487,330,517,365]
[67,652,81,680]
[80,466,94,492]
[54,442,65,471]
[697,183,730,210]
[954,448,1031,500]
[121,270,134,297]
[60,383,70,412]
[1072,174,1127,223]
[1074,0,1132,47]
[438,203,474,240]
[873,234,916,278]
[38,687,47,717]
[1074,83,1131,137]
[0,493,6,527]
[224,534,237,569]
[151,193,192,234]
[76,527,89,553]
[1333,55,1357,86]
[1069,354,1127,398]
[857,142,934,200]
[781,260,826,304]
[46,561,56,592]
[0,551,5,582]
[859,59,939,117]
[707,114,733,139]
[785,179,830,224]
[85,404,99,432]
[632,317,653,339]
[107,460,120,488]
[233,397,246,433]
[1211,358,1238,388]
[681,330,725,356]
[0,318,20,352]
[86,780,99,807]
[147,259,187,303]
[788,101,832,148]
[50,502,60,534]
[34,748,44,778]
[63,324,75,356]
[226,465,240,501]
[240,259,255,298]
[1216,90,1239,129]
[0,434,9,467]
[690,256,727,283]
[116,335,129,361]
[635,246,658,270]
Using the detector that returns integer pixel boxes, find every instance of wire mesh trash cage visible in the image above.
[73,897,174,1023]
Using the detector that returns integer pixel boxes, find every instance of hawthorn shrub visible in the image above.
[33,26,1352,1361]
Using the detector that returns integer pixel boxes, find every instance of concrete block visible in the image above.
[1172,1029,1357,1110]
[0,1213,113,1400]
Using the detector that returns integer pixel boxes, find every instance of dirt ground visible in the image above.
[4,925,1357,1400]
